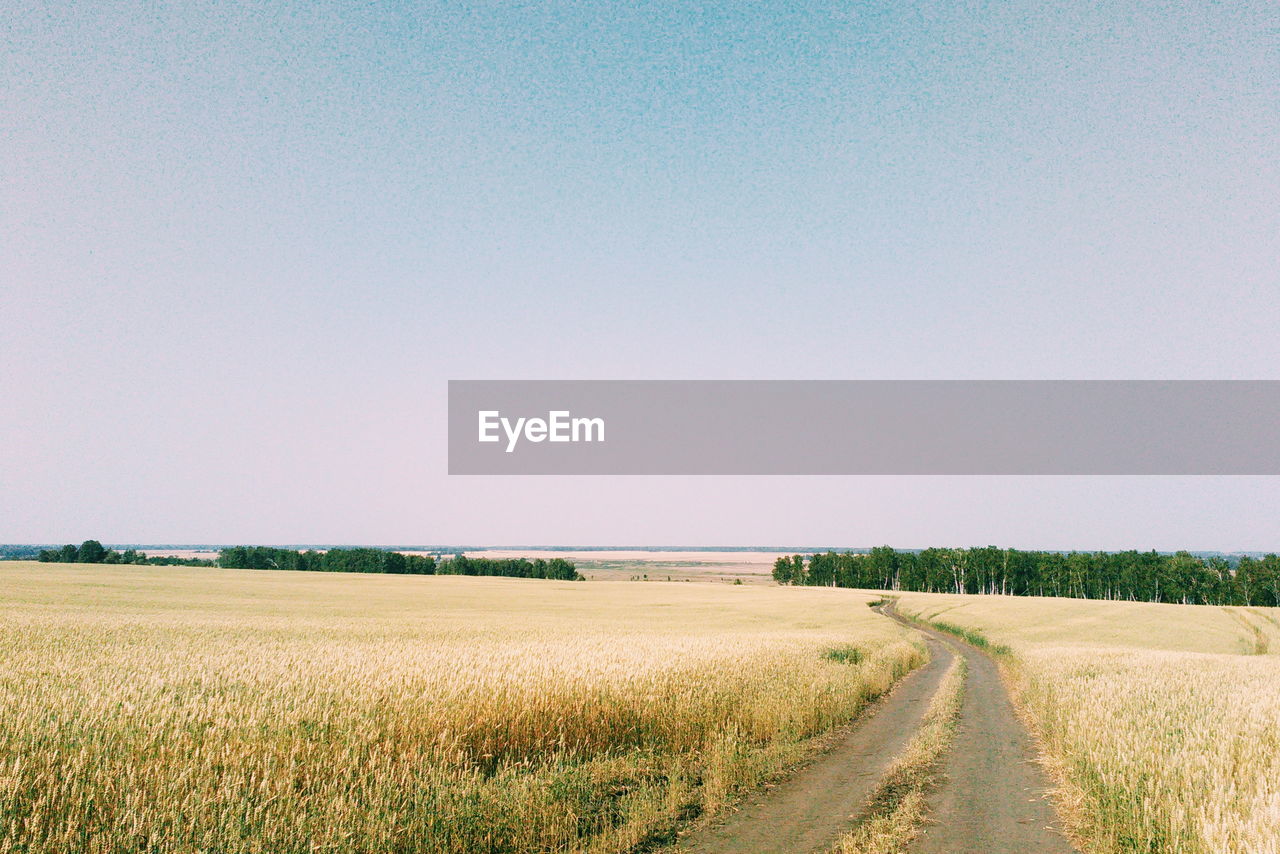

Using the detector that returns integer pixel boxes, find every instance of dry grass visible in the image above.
[830,650,966,854]
[0,563,922,854]
[894,592,1280,854]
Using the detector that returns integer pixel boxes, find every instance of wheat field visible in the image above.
[894,592,1280,854]
[0,563,921,854]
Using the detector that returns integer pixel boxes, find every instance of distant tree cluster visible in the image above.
[34,541,582,581]
[217,546,583,580]
[36,540,214,567]
[774,546,1280,607]
[444,554,583,581]
[218,546,437,574]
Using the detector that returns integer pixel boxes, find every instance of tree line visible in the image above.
[37,541,214,566]
[37,541,583,581]
[219,546,436,574]
[773,546,1280,607]
[0,545,44,560]
[217,547,584,580]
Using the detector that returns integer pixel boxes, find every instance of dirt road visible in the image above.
[677,601,1078,854]
[676,630,955,854]
[886,608,1077,854]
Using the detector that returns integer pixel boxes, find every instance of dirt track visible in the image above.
[676,602,1077,854]
[887,608,1077,854]
[677,630,955,854]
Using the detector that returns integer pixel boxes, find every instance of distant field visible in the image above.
[128,548,792,583]
[894,592,1280,854]
[0,562,919,853]
[461,550,789,583]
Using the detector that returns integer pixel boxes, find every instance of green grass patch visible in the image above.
[822,645,864,665]
[927,619,1013,656]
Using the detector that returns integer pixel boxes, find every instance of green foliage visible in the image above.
[438,555,583,581]
[34,543,583,582]
[216,547,582,581]
[218,547,436,575]
[777,546,1280,607]
[926,620,1013,656]
[75,540,107,563]
[37,541,215,567]
[771,555,807,585]
[822,645,863,665]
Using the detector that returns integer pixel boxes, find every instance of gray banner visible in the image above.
[448,381,1280,475]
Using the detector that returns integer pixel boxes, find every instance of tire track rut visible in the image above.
[676,629,954,854]
[882,604,1077,854]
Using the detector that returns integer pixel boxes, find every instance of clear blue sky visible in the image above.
[3,1,1278,548]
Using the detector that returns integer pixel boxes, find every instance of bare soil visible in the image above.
[675,630,955,854]
[675,602,1078,854]
[890,609,1077,854]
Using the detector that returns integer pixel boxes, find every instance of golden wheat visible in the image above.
[0,564,921,854]
[894,592,1280,854]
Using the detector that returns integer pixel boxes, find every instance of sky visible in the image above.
[3,0,1278,549]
